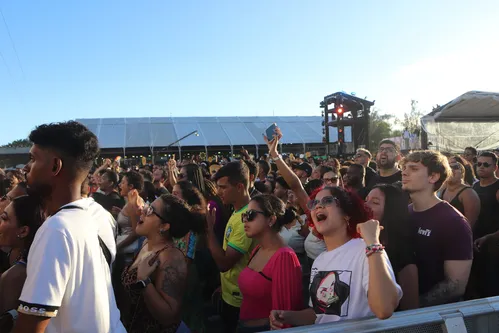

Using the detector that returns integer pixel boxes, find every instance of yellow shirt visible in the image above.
[221,205,254,308]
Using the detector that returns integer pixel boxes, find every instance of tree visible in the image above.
[1,138,31,148]
[369,108,396,148]
[398,100,424,136]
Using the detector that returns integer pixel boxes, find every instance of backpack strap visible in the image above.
[54,205,112,266]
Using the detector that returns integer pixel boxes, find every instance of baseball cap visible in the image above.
[294,162,313,177]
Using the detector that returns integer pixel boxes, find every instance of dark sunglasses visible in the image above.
[449,164,461,170]
[323,177,338,183]
[477,162,493,168]
[307,196,339,210]
[145,205,168,222]
[241,209,268,223]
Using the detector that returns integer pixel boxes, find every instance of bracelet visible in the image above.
[7,309,18,321]
[365,244,385,257]
[271,154,282,162]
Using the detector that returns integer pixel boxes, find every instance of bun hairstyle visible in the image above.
[307,186,372,238]
[250,194,295,232]
[157,194,205,238]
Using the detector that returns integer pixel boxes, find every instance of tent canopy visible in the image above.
[422,91,499,152]
[75,116,330,149]
[426,91,499,122]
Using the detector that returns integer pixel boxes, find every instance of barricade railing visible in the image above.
[264,296,499,333]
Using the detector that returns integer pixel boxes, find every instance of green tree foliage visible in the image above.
[1,138,31,148]
[398,99,424,136]
[369,108,396,148]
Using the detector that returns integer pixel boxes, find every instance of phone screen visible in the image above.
[265,123,277,140]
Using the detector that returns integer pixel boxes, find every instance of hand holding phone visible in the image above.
[265,123,277,141]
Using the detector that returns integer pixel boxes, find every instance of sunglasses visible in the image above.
[477,162,493,168]
[241,209,268,223]
[450,164,461,170]
[145,205,168,222]
[323,177,338,183]
[307,196,339,210]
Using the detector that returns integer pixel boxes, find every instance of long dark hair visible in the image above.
[181,164,206,195]
[451,155,475,186]
[12,195,45,260]
[157,194,205,239]
[175,180,207,215]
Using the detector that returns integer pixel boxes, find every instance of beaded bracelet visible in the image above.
[365,244,385,257]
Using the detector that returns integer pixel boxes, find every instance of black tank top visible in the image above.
[440,186,470,216]
[473,180,499,239]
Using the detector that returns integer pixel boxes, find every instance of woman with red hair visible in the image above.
[266,129,402,328]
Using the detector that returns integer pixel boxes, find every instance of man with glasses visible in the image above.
[470,152,499,298]
[353,148,377,189]
[374,140,402,185]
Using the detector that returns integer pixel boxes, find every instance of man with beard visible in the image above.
[469,152,499,298]
[14,121,125,333]
[373,140,402,185]
[402,151,472,307]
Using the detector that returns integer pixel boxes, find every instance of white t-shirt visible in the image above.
[85,197,118,265]
[18,199,126,333]
[304,228,327,260]
[279,221,305,253]
[309,238,402,324]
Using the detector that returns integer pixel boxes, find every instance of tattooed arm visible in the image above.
[142,249,187,326]
[419,260,472,308]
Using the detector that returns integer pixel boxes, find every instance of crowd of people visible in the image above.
[0,120,498,333]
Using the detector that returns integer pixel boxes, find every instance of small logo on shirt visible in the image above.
[225,226,233,239]
[418,227,432,237]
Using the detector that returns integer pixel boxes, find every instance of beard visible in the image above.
[378,158,395,170]
[26,181,53,201]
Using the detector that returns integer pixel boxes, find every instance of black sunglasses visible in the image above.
[449,164,461,170]
[307,196,339,210]
[477,162,493,168]
[241,209,268,223]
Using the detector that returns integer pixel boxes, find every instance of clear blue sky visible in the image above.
[1,0,498,145]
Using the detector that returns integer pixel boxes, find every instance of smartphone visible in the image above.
[265,123,277,140]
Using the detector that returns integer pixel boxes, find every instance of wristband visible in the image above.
[7,309,18,321]
[271,154,282,162]
[365,244,385,257]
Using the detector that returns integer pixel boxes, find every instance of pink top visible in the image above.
[238,246,303,321]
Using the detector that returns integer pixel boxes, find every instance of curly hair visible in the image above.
[157,194,205,238]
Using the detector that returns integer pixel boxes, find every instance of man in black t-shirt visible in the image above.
[92,170,125,214]
[354,148,377,189]
[373,139,402,185]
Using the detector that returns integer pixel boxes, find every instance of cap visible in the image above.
[294,162,313,177]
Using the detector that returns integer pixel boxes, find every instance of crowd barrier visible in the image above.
[264,296,499,333]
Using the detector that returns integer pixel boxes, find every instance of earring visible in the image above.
[345,217,350,228]
[17,235,22,239]
[159,229,166,235]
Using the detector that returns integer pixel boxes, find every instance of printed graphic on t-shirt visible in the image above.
[310,270,351,316]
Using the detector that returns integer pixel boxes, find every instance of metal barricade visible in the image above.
[263,296,499,333]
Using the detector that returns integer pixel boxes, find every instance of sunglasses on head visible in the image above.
[477,162,493,168]
[241,209,268,223]
[307,196,339,210]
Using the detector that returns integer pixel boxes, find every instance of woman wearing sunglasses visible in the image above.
[237,194,303,333]
[121,194,204,333]
[270,185,402,328]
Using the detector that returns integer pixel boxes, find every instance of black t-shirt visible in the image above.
[473,180,499,239]
[92,191,125,213]
[373,170,402,186]
[364,166,377,189]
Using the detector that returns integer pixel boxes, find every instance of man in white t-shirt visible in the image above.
[14,121,125,333]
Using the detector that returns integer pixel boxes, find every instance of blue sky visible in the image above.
[1,0,498,145]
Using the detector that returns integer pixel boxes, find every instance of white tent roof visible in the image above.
[427,91,499,122]
[75,116,328,149]
[422,91,499,152]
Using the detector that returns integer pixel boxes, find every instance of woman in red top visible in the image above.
[238,194,303,333]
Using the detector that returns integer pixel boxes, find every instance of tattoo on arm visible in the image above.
[420,278,461,307]
[161,257,187,302]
